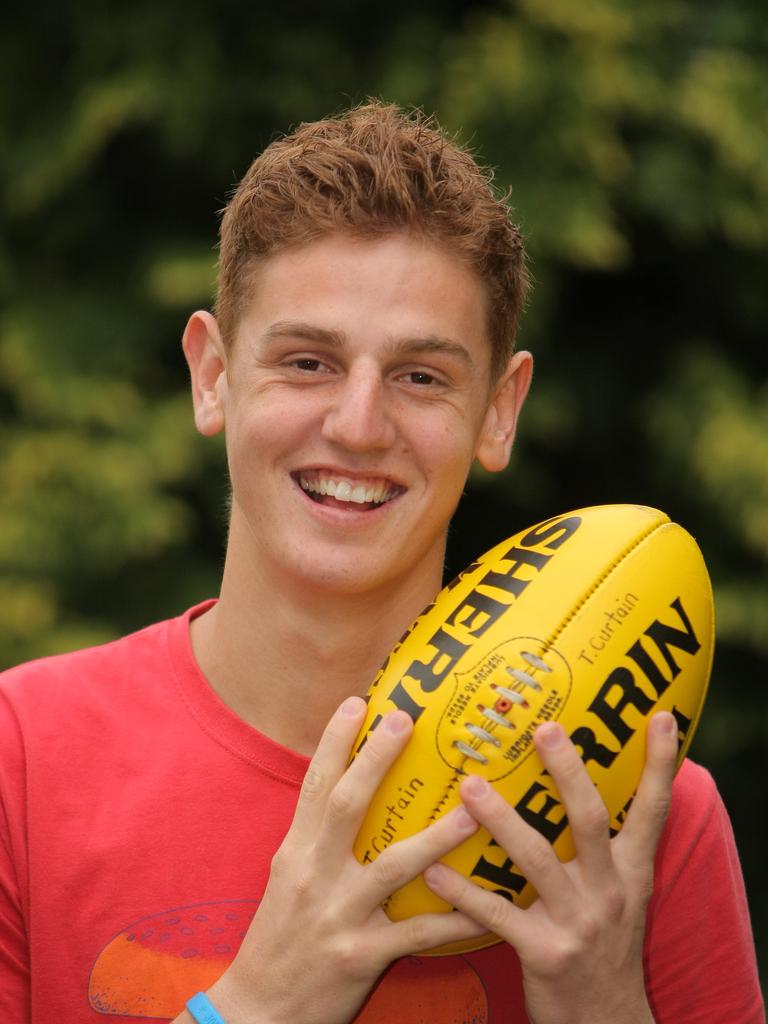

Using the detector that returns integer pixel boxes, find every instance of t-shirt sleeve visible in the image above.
[643,760,764,1024]
[0,685,31,1015]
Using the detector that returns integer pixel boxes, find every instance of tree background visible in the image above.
[2,0,766,987]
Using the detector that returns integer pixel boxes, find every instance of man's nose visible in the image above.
[321,365,397,452]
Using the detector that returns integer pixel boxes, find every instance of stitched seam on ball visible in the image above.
[423,516,669,825]
[427,772,465,823]
[541,518,667,650]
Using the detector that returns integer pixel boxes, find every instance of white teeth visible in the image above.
[298,474,396,506]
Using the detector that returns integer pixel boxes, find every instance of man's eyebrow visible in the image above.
[384,335,475,367]
[260,320,346,347]
[260,320,475,367]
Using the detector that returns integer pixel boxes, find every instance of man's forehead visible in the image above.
[230,232,495,375]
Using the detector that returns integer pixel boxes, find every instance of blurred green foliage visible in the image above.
[1,0,766,985]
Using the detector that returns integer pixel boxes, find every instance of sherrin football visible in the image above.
[351,504,714,955]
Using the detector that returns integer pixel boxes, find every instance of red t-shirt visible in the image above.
[0,603,763,1022]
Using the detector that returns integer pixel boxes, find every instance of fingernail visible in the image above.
[462,774,488,798]
[536,722,565,748]
[453,806,478,832]
[384,711,411,734]
[654,711,678,735]
[340,697,365,717]
[424,863,447,888]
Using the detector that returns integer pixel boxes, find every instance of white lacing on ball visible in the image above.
[522,651,552,673]
[453,650,553,765]
[479,706,514,728]
[453,740,489,763]
[492,684,528,705]
[465,722,501,746]
[506,667,542,691]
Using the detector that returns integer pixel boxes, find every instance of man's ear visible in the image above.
[475,349,533,472]
[182,310,228,437]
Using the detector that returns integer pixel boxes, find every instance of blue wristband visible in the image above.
[186,992,226,1024]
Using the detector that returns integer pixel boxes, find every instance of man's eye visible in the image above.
[404,371,437,386]
[292,358,325,372]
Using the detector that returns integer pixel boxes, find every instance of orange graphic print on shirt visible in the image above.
[89,900,488,1021]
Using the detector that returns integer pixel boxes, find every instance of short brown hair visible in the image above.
[216,101,529,379]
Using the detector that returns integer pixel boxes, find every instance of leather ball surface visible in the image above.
[351,505,714,954]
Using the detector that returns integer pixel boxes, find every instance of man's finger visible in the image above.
[289,696,368,842]
[378,902,491,962]
[457,772,581,922]
[422,860,522,948]
[613,711,679,866]
[350,804,480,912]
[533,722,614,889]
[314,710,415,856]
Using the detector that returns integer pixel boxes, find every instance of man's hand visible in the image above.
[203,697,487,1024]
[424,711,679,1024]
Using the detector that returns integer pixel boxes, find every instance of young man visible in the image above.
[0,103,762,1023]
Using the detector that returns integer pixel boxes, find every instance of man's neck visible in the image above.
[189,545,443,756]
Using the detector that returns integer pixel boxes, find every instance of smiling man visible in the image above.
[0,102,762,1024]
[182,229,531,755]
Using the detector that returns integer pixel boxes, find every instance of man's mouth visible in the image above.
[294,471,403,510]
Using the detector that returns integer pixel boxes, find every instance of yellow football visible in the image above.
[351,504,714,955]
